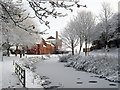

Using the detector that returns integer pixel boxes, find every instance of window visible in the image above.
[33,50,35,53]
[40,50,42,54]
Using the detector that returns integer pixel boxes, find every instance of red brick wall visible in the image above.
[26,40,55,55]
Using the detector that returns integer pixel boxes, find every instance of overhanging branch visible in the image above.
[0,1,47,35]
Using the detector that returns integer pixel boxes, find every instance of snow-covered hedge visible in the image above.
[58,54,72,62]
[21,56,42,64]
[61,53,120,83]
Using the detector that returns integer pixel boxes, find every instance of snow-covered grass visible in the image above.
[0,52,61,89]
[1,56,23,88]
[0,51,2,90]
[59,48,120,83]
[1,53,55,89]
[1,51,119,88]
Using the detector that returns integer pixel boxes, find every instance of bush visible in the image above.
[58,54,72,62]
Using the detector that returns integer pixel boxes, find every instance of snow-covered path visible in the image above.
[34,56,118,88]
[0,61,2,89]
[0,51,2,90]
[2,56,22,88]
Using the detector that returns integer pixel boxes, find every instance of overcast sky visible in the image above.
[22,0,119,39]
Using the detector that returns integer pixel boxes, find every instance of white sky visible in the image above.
[22,0,119,39]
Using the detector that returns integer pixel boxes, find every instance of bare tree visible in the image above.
[1,17,40,57]
[99,2,113,50]
[0,0,40,57]
[74,11,95,55]
[0,0,86,57]
[0,0,87,35]
[0,0,45,34]
[61,20,79,55]
[27,0,87,29]
[93,13,118,49]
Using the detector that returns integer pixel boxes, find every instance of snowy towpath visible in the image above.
[34,55,118,88]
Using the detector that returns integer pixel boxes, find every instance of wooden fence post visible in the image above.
[15,63,26,88]
[23,69,25,87]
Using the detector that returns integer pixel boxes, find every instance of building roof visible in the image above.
[47,36,55,39]
[42,38,47,46]
[46,42,55,47]
[43,45,46,47]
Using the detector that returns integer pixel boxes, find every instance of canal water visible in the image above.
[34,56,118,88]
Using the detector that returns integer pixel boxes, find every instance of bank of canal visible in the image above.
[34,56,118,88]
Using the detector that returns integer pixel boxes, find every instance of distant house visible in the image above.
[47,32,62,52]
[26,31,62,54]
[90,39,106,51]
[108,32,120,48]
[26,38,55,54]
[91,31,120,50]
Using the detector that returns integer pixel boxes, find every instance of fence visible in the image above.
[15,63,26,87]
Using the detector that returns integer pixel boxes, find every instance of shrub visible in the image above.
[58,54,72,62]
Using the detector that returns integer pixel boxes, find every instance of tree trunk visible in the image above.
[87,37,91,56]
[15,45,18,56]
[20,50,22,58]
[79,36,83,54]
[116,40,119,48]
[79,45,82,53]
[71,40,74,55]
[7,47,10,57]
[22,47,25,56]
[37,45,40,54]
[85,38,87,56]
[6,39,10,57]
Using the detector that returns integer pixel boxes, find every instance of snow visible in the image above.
[46,42,55,47]
[2,56,22,88]
[0,61,2,90]
[43,45,46,47]
[16,55,48,88]
[0,53,50,89]
[0,48,119,89]
[34,55,118,88]
[10,46,23,50]
[60,48,119,83]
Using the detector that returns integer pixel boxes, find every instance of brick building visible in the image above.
[26,31,62,54]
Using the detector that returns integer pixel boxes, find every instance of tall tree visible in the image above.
[0,0,39,57]
[93,13,118,49]
[74,11,95,55]
[99,2,113,49]
[61,20,79,55]
[0,0,86,57]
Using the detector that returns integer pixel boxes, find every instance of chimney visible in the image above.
[56,31,58,40]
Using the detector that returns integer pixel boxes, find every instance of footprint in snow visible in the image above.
[16,83,20,85]
[76,81,83,84]
[89,80,97,83]
[77,78,80,79]
[109,83,117,86]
